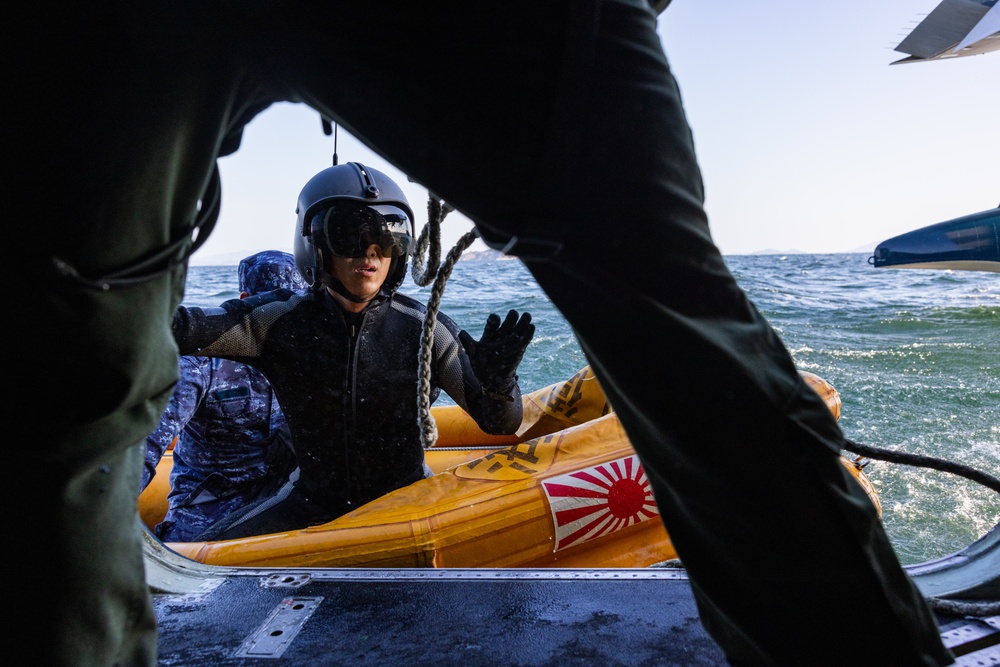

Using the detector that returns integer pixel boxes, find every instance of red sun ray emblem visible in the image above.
[541,454,659,551]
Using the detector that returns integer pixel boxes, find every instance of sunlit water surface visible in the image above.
[184,253,999,565]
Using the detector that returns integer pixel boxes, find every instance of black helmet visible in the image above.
[294,162,415,298]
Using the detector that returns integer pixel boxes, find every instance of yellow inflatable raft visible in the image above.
[141,367,877,569]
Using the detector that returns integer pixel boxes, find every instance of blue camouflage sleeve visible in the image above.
[139,356,213,491]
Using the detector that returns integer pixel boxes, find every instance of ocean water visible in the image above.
[182,253,999,566]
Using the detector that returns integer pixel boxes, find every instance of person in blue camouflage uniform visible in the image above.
[141,250,307,542]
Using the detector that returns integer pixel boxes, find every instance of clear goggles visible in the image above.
[316,202,413,259]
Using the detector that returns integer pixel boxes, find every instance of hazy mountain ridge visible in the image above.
[191,245,875,265]
[741,242,876,256]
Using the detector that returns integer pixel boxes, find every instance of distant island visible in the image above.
[458,248,516,262]
[742,244,875,256]
[191,245,874,266]
[747,249,808,256]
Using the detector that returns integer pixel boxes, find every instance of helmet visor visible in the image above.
[317,202,413,259]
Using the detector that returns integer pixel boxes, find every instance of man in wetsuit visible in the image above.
[141,250,306,542]
[172,163,534,539]
[11,2,953,665]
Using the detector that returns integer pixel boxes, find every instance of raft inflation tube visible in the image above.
[143,366,877,569]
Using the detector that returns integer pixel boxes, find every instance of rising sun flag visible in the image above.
[542,454,660,551]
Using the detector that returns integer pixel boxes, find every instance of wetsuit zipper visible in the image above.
[344,312,365,510]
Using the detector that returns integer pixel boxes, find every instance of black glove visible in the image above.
[459,310,534,401]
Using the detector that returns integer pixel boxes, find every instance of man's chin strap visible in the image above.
[319,256,407,304]
[321,276,372,304]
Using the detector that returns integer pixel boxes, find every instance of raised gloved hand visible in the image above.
[459,310,534,401]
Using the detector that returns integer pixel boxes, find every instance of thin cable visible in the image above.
[843,438,1000,495]
[51,162,222,290]
[844,436,1000,618]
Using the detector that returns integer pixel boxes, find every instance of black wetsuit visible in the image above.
[171,287,522,534]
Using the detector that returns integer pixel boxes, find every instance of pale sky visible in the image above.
[192,0,999,264]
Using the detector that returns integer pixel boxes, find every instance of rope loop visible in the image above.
[414,193,478,449]
[411,196,454,287]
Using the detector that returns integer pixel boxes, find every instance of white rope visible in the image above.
[412,196,478,448]
[410,197,452,288]
[925,597,1000,617]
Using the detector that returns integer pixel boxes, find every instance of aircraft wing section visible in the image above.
[956,0,1000,49]
[870,207,1000,273]
[892,0,1000,64]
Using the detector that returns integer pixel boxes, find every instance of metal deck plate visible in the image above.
[153,570,727,666]
[233,596,323,659]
